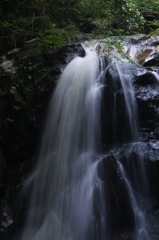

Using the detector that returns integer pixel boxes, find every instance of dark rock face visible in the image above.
[0,41,85,167]
[143,52,159,67]
[97,156,134,239]
[0,41,85,238]
[101,62,138,147]
[119,35,159,150]
[100,34,159,239]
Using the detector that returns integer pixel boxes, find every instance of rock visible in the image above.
[97,156,134,239]
[0,59,17,74]
[146,209,159,240]
[135,71,157,85]
[126,34,149,44]
[0,199,14,231]
[135,77,159,137]
[0,40,86,238]
[7,48,20,59]
[150,41,159,47]
[122,34,159,66]
[143,51,159,67]
[0,42,85,167]
[136,49,153,64]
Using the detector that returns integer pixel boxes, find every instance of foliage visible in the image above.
[134,0,159,33]
[134,0,159,13]
[20,61,38,81]
[37,28,75,51]
[104,0,144,33]
[0,0,159,53]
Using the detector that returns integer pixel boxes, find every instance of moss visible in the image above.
[37,28,77,52]
[154,28,159,35]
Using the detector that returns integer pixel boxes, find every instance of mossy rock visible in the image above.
[154,28,159,35]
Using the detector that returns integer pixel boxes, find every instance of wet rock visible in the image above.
[143,51,159,67]
[0,196,14,240]
[122,34,159,65]
[135,81,159,136]
[0,41,85,168]
[111,231,132,240]
[135,71,157,85]
[136,48,153,64]
[150,41,159,47]
[101,62,137,146]
[7,48,20,59]
[0,40,86,238]
[0,201,14,230]
[126,34,149,44]
[0,148,8,187]
[97,156,134,238]
[147,210,159,240]
[0,58,18,74]
[132,50,159,141]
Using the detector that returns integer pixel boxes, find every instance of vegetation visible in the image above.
[0,0,159,53]
[134,0,159,34]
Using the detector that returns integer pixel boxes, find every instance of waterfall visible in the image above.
[20,41,151,240]
[110,60,139,142]
[104,59,150,240]
[21,43,106,240]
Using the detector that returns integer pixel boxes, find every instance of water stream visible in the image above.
[21,43,106,240]
[104,59,150,240]
[21,41,151,240]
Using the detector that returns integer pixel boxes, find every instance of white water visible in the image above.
[21,44,106,240]
[111,60,138,142]
[118,161,148,240]
[106,60,150,239]
[21,41,151,240]
[151,71,159,83]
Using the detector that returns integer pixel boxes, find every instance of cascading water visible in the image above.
[118,160,148,240]
[104,59,150,240]
[111,60,139,142]
[21,42,107,240]
[20,40,152,240]
[151,71,159,82]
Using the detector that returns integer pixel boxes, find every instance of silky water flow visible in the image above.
[21,42,151,240]
[106,60,150,240]
[21,43,106,240]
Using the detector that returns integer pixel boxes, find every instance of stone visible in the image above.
[135,72,157,85]
[0,41,87,238]
[143,51,159,67]
[97,156,134,238]
[136,49,153,64]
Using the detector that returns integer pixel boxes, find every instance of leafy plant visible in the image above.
[37,28,73,51]
[1,0,158,54]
